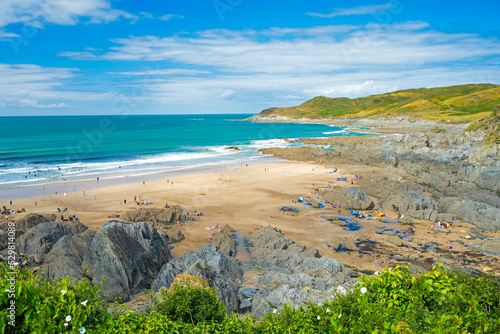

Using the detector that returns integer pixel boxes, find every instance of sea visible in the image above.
[0,114,369,191]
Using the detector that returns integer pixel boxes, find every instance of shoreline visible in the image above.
[0,156,285,200]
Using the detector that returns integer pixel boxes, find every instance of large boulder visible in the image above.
[83,221,171,303]
[383,192,438,220]
[152,245,243,314]
[323,187,374,210]
[124,206,185,223]
[209,225,236,256]
[41,229,95,280]
[16,221,88,262]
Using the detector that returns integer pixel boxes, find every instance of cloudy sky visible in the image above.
[0,0,499,116]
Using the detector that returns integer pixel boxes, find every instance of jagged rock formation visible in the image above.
[124,206,186,222]
[247,227,351,319]
[210,225,236,256]
[152,245,243,314]
[323,187,374,210]
[83,221,171,302]
[16,221,88,262]
[42,229,95,280]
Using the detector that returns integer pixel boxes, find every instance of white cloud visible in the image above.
[60,22,500,76]
[0,63,117,111]
[307,3,395,18]
[20,99,68,108]
[0,30,20,40]
[0,0,138,30]
[158,14,184,21]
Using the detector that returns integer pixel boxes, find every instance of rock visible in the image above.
[124,206,185,223]
[0,213,56,233]
[152,245,243,314]
[344,240,358,251]
[323,216,347,226]
[380,151,398,167]
[442,199,500,232]
[248,227,350,319]
[483,267,494,273]
[83,221,171,303]
[326,241,341,251]
[323,187,374,210]
[42,229,95,280]
[224,146,241,151]
[383,192,438,220]
[210,225,236,256]
[467,237,500,256]
[16,221,88,262]
[240,299,252,311]
[386,236,403,247]
[167,228,185,243]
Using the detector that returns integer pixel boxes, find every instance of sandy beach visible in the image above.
[4,158,495,275]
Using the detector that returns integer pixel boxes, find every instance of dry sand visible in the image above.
[4,160,498,275]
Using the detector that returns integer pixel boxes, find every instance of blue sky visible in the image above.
[0,0,499,116]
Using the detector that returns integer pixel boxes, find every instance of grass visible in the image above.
[257,84,500,122]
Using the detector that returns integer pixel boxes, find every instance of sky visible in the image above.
[0,0,499,116]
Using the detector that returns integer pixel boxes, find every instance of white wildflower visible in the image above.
[338,313,342,319]
[317,316,320,320]
[273,309,277,314]
[79,327,86,334]
[65,315,71,322]
[326,307,331,313]
[61,290,67,295]
[361,287,367,294]
[374,271,379,276]
[64,323,68,327]
[81,300,88,306]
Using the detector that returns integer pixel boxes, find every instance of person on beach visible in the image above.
[124,199,126,204]
[93,195,96,200]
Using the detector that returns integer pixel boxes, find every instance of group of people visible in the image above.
[431,219,454,229]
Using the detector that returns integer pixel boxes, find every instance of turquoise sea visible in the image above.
[0,114,368,189]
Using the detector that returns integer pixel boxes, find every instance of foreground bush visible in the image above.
[260,264,500,333]
[0,263,109,334]
[1,263,499,333]
[150,275,226,324]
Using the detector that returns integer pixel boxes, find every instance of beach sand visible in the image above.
[4,160,497,276]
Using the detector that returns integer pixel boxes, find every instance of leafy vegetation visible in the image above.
[257,84,500,122]
[1,263,499,333]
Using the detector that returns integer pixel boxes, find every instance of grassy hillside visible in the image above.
[256,84,500,122]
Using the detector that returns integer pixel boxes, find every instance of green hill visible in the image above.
[255,84,500,122]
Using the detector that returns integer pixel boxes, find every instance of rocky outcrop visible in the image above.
[42,229,95,280]
[210,225,236,256]
[467,237,500,256]
[83,221,171,303]
[166,228,185,243]
[440,199,500,232]
[248,227,350,319]
[16,221,88,262]
[323,187,374,210]
[124,206,186,223]
[152,245,243,314]
[383,192,438,220]
[0,213,56,233]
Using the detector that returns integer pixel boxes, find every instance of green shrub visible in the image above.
[151,281,226,325]
[0,263,109,334]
